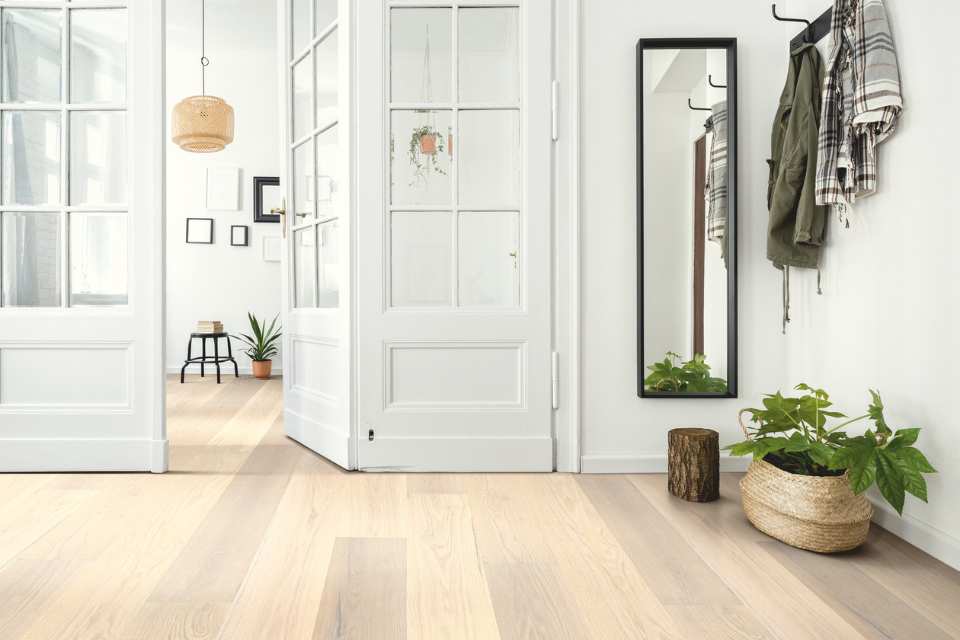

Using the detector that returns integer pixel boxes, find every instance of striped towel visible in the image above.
[704,101,728,254]
[815,0,902,210]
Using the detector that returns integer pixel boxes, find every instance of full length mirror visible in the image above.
[637,39,737,397]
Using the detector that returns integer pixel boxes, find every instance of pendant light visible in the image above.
[172,0,234,153]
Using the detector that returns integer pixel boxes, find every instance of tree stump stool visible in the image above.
[667,428,719,502]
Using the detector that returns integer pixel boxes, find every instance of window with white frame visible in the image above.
[0,2,128,308]
[291,0,340,309]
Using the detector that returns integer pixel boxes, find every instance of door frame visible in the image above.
[351,0,580,472]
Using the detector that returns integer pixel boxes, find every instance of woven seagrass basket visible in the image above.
[737,413,872,553]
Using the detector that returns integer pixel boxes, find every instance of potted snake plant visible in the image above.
[726,385,936,553]
[233,313,282,379]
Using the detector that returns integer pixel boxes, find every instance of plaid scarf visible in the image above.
[815,0,902,211]
[704,101,728,253]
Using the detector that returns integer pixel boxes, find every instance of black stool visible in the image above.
[180,332,239,384]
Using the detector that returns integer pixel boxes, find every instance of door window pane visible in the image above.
[391,110,451,206]
[390,8,451,103]
[293,54,312,141]
[318,219,339,308]
[2,9,62,103]
[458,8,519,104]
[293,139,315,222]
[69,213,127,306]
[458,211,518,307]
[294,226,316,308]
[70,111,127,206]
[2,111,61,207]
[315,0,337,33]
[316,126,338,220]
[315,30,338,128]
[70,9,127,104]
[292,0,310,55]
[458,110,519,207]
[1,212,61,307]
[391,211,451,307]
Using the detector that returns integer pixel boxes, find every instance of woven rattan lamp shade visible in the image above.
[172,95,235,153]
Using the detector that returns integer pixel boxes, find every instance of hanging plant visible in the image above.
[408,124,446,185]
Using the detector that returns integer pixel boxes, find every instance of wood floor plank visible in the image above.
[405,493,500,640]
[762,539,954,640]
[313,537,407,640]
[628,474,861,639]
[577,475,740,607]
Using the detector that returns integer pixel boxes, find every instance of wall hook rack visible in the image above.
[708,74,726,89]
[687,98,711,112]
[772,3,834,50]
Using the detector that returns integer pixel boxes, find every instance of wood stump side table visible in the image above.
[667,428,720,502]
[180,332,239,384]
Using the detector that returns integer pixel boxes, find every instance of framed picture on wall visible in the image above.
[230,225,249,246]
[254,176,281,223]
[262,236,281,262]
[206,166,241,211]
[185,218,214,244]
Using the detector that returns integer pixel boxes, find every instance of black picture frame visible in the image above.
[230,225,249,247]
[185,217,214,244]
[253,176,281,223]
[636,38,738,398]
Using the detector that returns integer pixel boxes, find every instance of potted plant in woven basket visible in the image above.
[726,385,936,553]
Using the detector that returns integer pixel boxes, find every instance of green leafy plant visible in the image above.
[726,384,936,514]
[644,352,728,393]
[408,125,446,185]
[233,313,282,362]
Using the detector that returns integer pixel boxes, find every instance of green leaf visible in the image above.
[847,454,877,495]
[868,389,892,435]
[808,442,834,467]
[876,449,906,514]
[895,456,928,502]
[783,433,811,453]
[887,428,920,450]
[900,447,937,473]
[724,440,756,457]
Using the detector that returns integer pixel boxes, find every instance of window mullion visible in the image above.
[450,4,459,307]
[60,4,70,307]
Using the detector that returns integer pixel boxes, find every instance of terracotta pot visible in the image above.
[419,133,437,155]
[251,360,273,379]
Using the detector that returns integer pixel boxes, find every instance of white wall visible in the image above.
[778,0,960,569]
[165,0,283,374]
[581,0,789,468]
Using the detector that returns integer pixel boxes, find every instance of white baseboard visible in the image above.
[285,409,351,469]
[580,453,750,474]
[166,366,283,376]
[871,502,960,571]
[0,438,168,472]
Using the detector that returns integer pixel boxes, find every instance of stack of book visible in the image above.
[197,320,224,334]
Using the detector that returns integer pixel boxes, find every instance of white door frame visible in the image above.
[351,0,580,472]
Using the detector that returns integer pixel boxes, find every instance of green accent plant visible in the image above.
[726,384,937,514]
[644,352,728,393]
[408,125,446,185]
[233,313,282,362]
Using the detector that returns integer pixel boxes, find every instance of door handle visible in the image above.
[271,197,286,238]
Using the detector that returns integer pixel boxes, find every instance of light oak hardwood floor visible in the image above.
[1,375,958,639]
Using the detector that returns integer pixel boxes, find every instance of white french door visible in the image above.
[278,0,353,469]
[0,1,164,471]
[356,0,554,471]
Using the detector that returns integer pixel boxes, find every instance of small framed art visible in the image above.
[230,225,249,246]
[262,236,281,262]
[254,176,282,223]
[185,218,214,244]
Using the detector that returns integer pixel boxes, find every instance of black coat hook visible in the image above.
[688,98,711,112]
[771,3,813,42]
[708,74,726,89]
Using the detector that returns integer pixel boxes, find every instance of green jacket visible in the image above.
[767,44,827,270]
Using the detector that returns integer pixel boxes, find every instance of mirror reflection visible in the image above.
[641,45,733,395]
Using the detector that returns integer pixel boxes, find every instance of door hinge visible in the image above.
[551,80,559,141]
[551,351,559,410]
[368,429,375,442]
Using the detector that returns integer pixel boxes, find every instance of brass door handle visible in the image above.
[271,198,286,238]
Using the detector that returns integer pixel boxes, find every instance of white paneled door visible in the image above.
[357,1,554,470]
[0,1,164,471]
[279,0,353,469]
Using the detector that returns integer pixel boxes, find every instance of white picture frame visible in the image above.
[262,236,281,262]
[206,166,241,211]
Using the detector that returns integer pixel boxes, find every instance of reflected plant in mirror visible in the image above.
[408,122,448,185]
[644,352,728,394]
[637,38,737,397]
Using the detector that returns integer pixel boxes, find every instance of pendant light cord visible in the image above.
[200,0,209,96]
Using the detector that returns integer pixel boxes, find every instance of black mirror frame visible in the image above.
[636,38,738,399]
